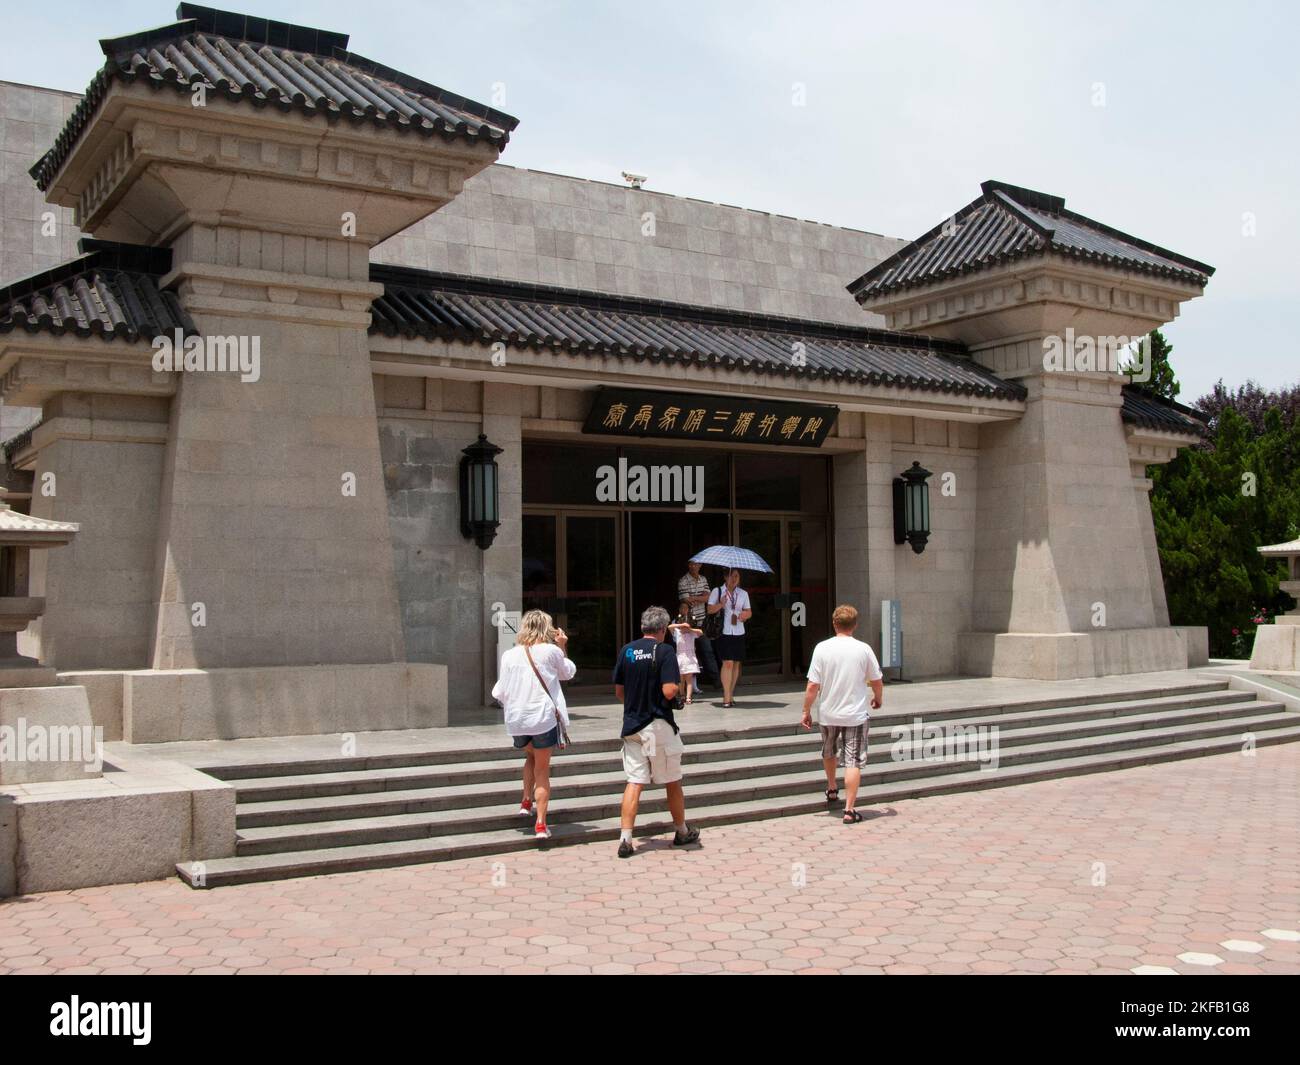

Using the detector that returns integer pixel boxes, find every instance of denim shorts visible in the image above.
[513,726,560,750]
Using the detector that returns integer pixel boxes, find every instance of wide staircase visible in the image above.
[178,679,1299,887]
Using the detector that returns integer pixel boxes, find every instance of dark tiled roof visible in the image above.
[1121,386,1208,436]
[849,181,1214,300]
[31,4,518,191]
[370,266,1027,402]
[2,421,40,461]
[0,240,193,341]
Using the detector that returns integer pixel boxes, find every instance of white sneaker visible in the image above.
[535,823,552,840]
[518,803,534,816]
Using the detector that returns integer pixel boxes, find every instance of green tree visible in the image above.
[1150,393,1300,656]
[1123,328,1180,401]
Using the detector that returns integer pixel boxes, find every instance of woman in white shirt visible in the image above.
[707,568,753,708]
[491,609,576,841]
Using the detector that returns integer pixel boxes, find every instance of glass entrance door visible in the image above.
[522,441,833,685]
[736,517,783,674]
[522,510,622,685]
[734,515,831,678]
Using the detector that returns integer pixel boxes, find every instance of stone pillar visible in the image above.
[1133,466,1171,627]
[863,418,899,651]
[1249,546,1300,670]
[856,244,1209,679]
[148,228,403,670]
[969,372,1159,635]
[21,49,506,734]
[25,394,169,668]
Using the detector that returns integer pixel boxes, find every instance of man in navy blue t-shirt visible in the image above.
[612,606,701,858]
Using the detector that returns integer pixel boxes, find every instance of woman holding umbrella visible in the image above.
[691,546,770,707]
[707,567,753,707]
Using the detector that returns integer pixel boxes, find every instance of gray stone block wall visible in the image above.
[1,83,86,443]
[376,378,524,717]
[373,164,905,327]
[0,82,82,284]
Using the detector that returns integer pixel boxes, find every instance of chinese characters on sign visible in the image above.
[582,388,839,449]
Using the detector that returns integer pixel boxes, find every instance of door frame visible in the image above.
[520,439,837,685]
[521,506,625,684]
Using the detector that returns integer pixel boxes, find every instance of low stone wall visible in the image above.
[958,627,1203,680]
[1249,620,1300,671]
[59,662,447,743]
[0,756,234,896]
[0,684,97,785]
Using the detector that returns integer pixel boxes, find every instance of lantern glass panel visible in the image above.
[480,464,498,522]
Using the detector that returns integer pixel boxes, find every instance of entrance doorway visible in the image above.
[521,510,620,685]
[522,441,833,684]
[627,510,729,636]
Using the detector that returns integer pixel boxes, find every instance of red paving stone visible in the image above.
[2,745,1298,974]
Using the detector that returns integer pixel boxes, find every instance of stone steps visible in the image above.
[226,686,1254,804]
[178,681,1300,887]
[203,680,1233,780]
[234,693,1269,828]
[229,705,1291,854]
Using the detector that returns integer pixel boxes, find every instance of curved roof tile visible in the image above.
[849,180,1214,300]
[371,265,1027,403]
[31,4,518,191]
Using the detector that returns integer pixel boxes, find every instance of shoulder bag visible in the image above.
[702,587,725,640]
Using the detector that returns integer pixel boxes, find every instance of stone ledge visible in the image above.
[0,758,235,896]
[1249,625,1300,671]
[958,627,1198,680]
[90,662,449,742]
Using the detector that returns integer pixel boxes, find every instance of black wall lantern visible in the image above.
[893,461,932,554]
[460,434,504,549]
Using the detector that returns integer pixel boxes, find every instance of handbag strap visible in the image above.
[523,645,567,741]
[523,645,558,713]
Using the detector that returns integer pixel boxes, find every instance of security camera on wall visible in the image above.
[622,171,647,188]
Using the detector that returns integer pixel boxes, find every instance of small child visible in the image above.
[669,600,703,705]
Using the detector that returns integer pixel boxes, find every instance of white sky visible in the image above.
[4,0,1296,400]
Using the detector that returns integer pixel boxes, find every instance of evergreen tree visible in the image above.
[1148,378,1300,657]
[1123,328,1180,401]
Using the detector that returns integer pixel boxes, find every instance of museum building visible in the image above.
[0,4,1213,746]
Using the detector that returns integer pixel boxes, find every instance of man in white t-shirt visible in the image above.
[800,604,883,824]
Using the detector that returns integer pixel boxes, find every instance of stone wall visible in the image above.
[888,417,980,678]
[377,375,524,719]
[374,164,902,326]
[25,394,169,669]
[0,82,82,284]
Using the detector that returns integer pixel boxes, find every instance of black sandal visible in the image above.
[843,809,863,825]
[825,788,839,803]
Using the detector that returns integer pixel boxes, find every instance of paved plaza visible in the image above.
[1,739,1297,975]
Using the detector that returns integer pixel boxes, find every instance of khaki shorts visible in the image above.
[622,719,685,785]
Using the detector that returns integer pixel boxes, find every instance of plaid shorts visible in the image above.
[820,724,870,770]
